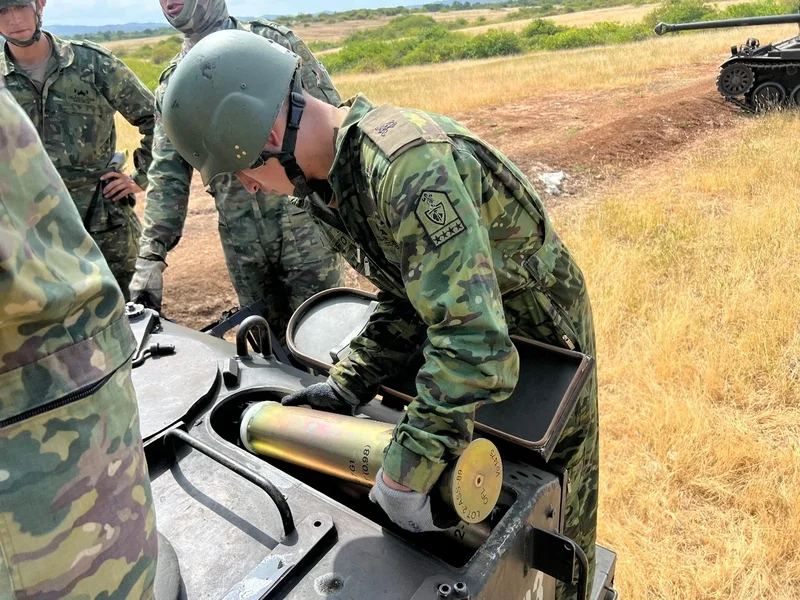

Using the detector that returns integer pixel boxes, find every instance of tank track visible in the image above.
[718,60,800,112]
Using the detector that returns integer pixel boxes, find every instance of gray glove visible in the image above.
[281,380,359,415]
[129,257,166,311]
[369,468,447,533]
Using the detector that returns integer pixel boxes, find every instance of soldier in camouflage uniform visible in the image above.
[131,0,343,339]
[0,74,157,599]
[162,31,599,596]
[0,0,155,299]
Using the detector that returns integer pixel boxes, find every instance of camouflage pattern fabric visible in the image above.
[139,16,344,338]
[0,32,155,299]
[165,0,229,57]
[0,75,157,599]
[304,95,599,593]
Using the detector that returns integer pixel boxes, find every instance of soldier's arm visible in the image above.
[328,291,428,403]
[97,51,156,189]
[378,144,519,493]
[137,86,193,260]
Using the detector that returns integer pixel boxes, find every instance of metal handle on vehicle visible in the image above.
[527,527,589,600]
[166,427,294,536]
[236,315,274,359]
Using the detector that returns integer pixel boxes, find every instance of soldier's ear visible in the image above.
[265,129,282,152]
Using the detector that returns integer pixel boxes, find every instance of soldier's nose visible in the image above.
[235,173,260,196]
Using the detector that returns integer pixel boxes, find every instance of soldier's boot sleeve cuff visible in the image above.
[138,239,168,262]
[327,370,378,406]
[381,440,448,494]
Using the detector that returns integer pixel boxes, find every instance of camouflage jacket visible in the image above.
[138,18,340,261]
[0,32,155,214]
[0,76,135,424]
[312,95,588,493]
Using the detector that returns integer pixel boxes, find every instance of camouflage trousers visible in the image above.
[89,205,141,302]
[71,181,142,302]
[0,362,158,600]
[213,176,345,341]
[506,288,599,600]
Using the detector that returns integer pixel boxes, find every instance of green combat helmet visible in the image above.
[0,0,43,47]
[162,29,312,195]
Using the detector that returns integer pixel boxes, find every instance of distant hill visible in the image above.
[45,15,279,36]
[47,22,168,36]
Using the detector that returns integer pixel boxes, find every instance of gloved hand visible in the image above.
[369,468,447,534]
[280,381,358,415]
[129,257,167,311]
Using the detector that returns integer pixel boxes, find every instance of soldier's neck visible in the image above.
[8,34,51,69]
[297,100,348,181]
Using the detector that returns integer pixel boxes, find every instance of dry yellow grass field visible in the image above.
[289,8,518,41]
[114,25,800,598]
[332,24,796,113]
[104,34,173,50]
[98,8,515,47]
[550,0,750,26]
[458,0,750,34]
[570,113,800,599]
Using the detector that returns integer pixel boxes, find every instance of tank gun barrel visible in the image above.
[654,13,800,35]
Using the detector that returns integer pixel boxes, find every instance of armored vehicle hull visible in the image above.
[655,13,800,111]
[128,291,618,600]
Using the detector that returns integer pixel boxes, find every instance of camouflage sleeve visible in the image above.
[0,81,135,416]
[0,80,157,599]
[97,51,156,189]
[138,83,193,261]
[329,291,428,403]
[376,143,520,493]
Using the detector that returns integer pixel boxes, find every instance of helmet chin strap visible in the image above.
[5,0,42,47]
[255,70,313,199]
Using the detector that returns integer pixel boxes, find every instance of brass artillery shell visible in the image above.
[240,401,502,524]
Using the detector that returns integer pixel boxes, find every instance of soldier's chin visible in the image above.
[8,28,33,39]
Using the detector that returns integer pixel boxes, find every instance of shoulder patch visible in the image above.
[360,104,449,162]
[71,39,113,57]
[415,190,466,248]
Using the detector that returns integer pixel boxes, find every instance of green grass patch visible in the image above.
[319,0,800,74]
[118,36,182,91]
[308,40,340,52]
[121,58,165,91]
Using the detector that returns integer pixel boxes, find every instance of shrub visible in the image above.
[401,35,470,65]
[720,0,795,18]
[644,0,718,28]
[522,18,568,38]
[345,14,444,43]
[323,40,402,72]
[466,29,524,58]
[122,58,164,91]
[150,37,181,64]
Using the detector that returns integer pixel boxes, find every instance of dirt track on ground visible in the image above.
[144,65,744,329]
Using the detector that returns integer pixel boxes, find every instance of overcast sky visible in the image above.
[43,0,416,26]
